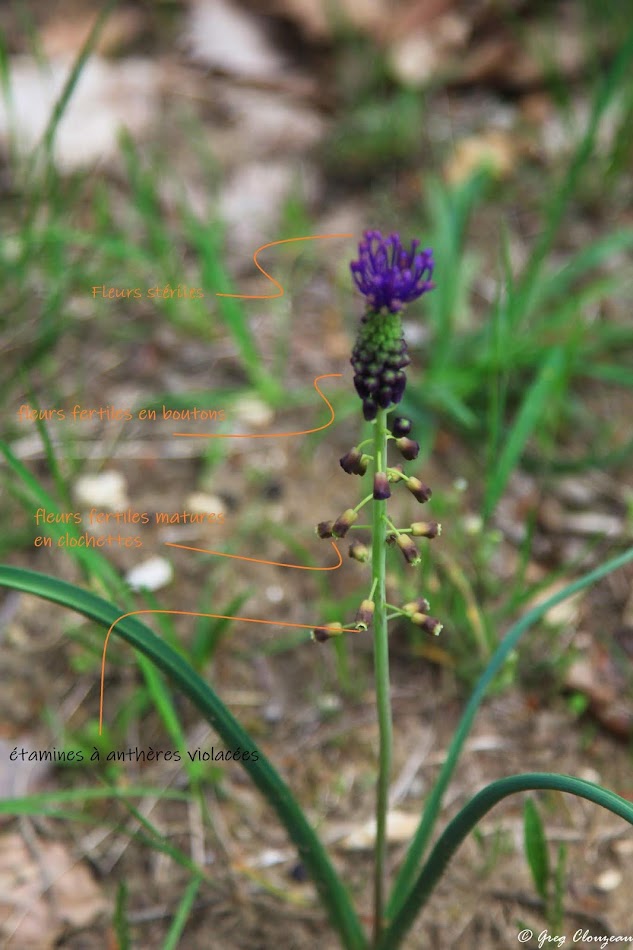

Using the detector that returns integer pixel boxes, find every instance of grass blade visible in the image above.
[37,1,117,162]
[113,882,132,950]
[162,875,203,950]
[0,787,189,816]
[483,346,566,518]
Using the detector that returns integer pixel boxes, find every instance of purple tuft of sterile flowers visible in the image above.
[350,230,434,314]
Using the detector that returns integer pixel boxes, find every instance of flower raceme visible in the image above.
[315,406,441,639]
[313,231,441,645]
[350,230,435,421]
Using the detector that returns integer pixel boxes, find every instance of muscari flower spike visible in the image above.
[350,230,435,421]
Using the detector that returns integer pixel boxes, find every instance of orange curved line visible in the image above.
[215,232,353,300]
[172,373,341,439]
[163,539,342,570]
[99,609,359,734]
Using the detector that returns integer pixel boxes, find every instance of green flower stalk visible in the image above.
[314,229,438,945]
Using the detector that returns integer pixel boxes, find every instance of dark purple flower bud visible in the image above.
[316,521,334,539]
[396,437,420,460]
[377,386,393,409]
[395,534,421,566]
[410,613,443,636]
[405,478,432,503]
[386,354,409,369]
[391,372,406,403]
[363,398,378,421]
[402,597,431,616]
[355,599,375,630]
[332,508,358,538]
[392,416,412,437]
[354,375,369,398]
[312,622,344,643]
[410,521,441,538]
[373,473,391,500]
[349,540,370,562]
[339,447,363,475]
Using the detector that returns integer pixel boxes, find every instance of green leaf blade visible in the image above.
[523,797,550,902]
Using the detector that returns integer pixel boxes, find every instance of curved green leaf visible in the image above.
[379,772,633,949]
[0,565,367,950]
[387,544,633,920]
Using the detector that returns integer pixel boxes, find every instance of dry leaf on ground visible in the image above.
[0,739,53,801]
[218,159,320,253]
[338,809,420,850]
[0,56,159,171]
[185,0,286,80]
[565,649,633,741]
[443,129,518,185]
[0,833,108,947]
[40,7,146,57]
